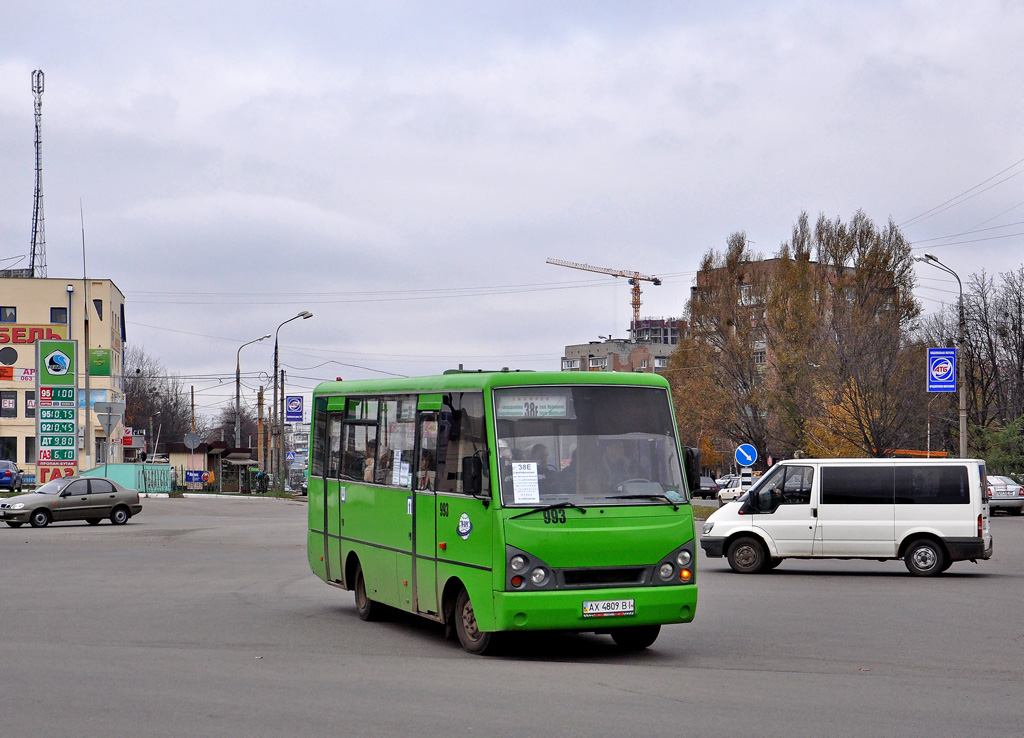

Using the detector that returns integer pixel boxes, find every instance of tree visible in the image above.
[124,345,200,456]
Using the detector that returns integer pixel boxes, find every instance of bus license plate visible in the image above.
[582,599,635,618]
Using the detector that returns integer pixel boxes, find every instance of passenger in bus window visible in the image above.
[363,439,376,482]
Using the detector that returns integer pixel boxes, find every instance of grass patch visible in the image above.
[692,503,718,520]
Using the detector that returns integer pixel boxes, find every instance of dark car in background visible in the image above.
[0,460,24,492]
[1,476,142,528]
[696,476,720,499]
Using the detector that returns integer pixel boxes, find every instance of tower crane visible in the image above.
[547,258,662,342]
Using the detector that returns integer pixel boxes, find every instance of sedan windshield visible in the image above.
[493,385,685,507]
[33,478,72,495]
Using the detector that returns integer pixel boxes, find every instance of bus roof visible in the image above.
[312,370,671,398]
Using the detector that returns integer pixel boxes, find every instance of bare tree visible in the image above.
[124,345,201,456]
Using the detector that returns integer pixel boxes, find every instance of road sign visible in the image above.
[735,444,758,467]
[94,400,125,436]
[286,451,296,462]
[184,432,202,450]
[927,347,957,392]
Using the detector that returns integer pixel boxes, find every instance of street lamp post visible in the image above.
[273,311,312,490]
[236,334,271,448]
[913,253,967,458]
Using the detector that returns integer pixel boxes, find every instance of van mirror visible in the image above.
[683,447,701,498]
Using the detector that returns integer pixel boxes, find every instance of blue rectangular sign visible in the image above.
[927,348,957,392]
[285,395,304,422]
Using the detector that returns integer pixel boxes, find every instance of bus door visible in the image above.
[412,397,441,615]
[323,405,346,585]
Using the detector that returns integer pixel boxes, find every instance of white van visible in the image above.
[700,458,993,576]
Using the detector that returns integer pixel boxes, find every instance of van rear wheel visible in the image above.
[727,536,768,574]
[904,539,946,577]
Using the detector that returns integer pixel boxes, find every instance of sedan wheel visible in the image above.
[30,509,51,528]
[110,506,130,525]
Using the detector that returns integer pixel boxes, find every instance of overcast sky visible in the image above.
[2,1,1023,421]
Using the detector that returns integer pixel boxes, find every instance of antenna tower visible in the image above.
[29,69,47,278]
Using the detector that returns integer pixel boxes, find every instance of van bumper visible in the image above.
[699,537,726,558]
[944,537,993,562]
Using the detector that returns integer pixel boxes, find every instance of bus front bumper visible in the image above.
[491,585,697,632]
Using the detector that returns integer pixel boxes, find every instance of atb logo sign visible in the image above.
[927,348,957,392]
[285,395,303,422]
[44,350,71,376]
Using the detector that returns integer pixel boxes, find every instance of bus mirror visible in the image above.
[683,447,700,497]
[462,456,483,496]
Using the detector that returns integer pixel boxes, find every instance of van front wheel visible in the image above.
[904,539,945,577]
[727,537,768,574]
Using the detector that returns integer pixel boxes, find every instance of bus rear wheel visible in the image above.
[454,588,496,655]
[354,563,381,621]
[610,625,661,650]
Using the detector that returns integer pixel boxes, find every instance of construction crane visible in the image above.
[547,258,662,342]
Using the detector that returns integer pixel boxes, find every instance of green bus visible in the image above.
[306,370,700,653]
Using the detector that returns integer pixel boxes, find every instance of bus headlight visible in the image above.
[510,555,528,572]
[529,567,548,586]
[675,550,692,568]
[659,563,675,580]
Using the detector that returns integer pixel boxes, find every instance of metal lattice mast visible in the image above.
[29,69,47,278]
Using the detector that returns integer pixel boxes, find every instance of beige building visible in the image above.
[560,319,683,373]
[0,276,126,482]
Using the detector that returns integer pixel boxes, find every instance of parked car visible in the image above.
[987,475,1024,515]
[0,476,142,528]
[717,477,747,505]
[0,460,24,492]
[696,476,720,499]
[715,474,737,486]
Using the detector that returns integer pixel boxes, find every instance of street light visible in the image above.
[913,253,967,458]
[236,334,271,448]
[273,311,313,489]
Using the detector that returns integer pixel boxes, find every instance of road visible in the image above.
[1,498,1020,738]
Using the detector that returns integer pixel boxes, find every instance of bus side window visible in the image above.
[326,412,343,478]
[415,414,438,491]
[310,398,328,478]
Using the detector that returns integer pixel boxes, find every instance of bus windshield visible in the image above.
[493,385,686,507]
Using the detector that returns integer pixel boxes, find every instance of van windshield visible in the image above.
[493,385,685,507]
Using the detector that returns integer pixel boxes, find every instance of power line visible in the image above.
[900,157,1024,229]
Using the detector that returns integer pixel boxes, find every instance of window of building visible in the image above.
[0,436,15,461]
[0,307,15,323]
[25,436,35,465]
[654,357,669,369]
[640,359,648,369]
[93,299,104,321]
[561,359,580,370]
[589,357,608,370]
[25,391,35,419]
[51,307,68,324]
[0,391,16,418]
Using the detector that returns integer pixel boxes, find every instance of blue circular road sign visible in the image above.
[735,444,758,467]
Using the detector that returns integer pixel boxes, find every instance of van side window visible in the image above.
[895,465,970,504]
[821,466,894,504]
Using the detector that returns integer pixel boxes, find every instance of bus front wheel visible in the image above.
[354,563,381,621]
[454,588,496,655]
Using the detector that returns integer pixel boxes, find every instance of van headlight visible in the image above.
[702,521,714,535]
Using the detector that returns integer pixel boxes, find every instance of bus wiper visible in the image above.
[610,494,680,511]
[509,501,588,520]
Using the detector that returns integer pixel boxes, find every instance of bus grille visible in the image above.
[563,568,646,586]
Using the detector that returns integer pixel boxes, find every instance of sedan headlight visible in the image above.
[702,521,714,535]
[12,502,25,510]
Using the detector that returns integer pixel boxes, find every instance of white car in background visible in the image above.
[987,475,1023,515]
[717,477,747,505]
